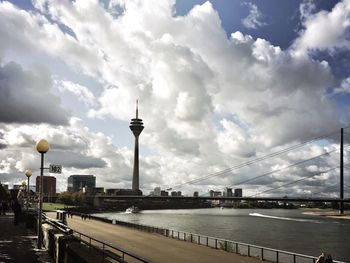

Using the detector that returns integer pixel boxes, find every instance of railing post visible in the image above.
[248,245,250,256]
[178,231,179,239]
[236,243,238,253]
[215,239,217,249]
[198,235,200,244]
[293,254,296,263]
[190,234,192,243]
[276,251,279,263]
[261,248,264,261]
[206,237,208,247]
[225,241,227,251]
[184,233,186,241]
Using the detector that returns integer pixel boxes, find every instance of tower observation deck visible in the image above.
[129,100,144,195]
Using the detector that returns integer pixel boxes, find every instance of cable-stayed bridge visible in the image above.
[89,127,350,213]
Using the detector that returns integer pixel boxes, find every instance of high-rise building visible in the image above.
[234,188,243,197]
[224,187,233,197]
[67,175,96,192]
[36,176,56,196]
[129,100,144,195]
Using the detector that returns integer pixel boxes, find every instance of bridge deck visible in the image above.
[51,213,261,263]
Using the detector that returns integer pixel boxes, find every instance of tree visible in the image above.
[0,184,9,200]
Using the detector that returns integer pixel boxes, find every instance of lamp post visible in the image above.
[25,169,32,211]
[36,139,49,249]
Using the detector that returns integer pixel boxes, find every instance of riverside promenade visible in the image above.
[48,213,262,263]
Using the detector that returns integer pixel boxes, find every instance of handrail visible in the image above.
[43,214,152,263]
[71,229,152,263]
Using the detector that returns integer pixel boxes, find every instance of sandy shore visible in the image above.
[302,209,350,220]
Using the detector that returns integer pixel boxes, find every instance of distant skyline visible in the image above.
[0,0,349,197]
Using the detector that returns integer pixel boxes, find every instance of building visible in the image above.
[129,100,144,195]
[160,190,169,196]
[67,175,96,192]
[106,188,138,196]
[224,187,233,197]
[193,191,199,197]
[36,176,56,196]
[150,186,162,196]
[234,188,243,197]
[91,187,105,194]
[209,190,222,197]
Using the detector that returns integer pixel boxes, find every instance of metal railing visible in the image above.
[72,229,152,263]
[43,214,152,263]
[88,215,346,263]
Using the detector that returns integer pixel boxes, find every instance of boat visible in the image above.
[125,206,140,214]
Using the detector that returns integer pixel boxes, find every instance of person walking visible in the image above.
[12,200,22,225]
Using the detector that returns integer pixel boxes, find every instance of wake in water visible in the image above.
[249,213,323,223]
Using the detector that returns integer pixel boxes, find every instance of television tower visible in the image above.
[129,100,144,194]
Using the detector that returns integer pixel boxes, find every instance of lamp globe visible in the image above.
[36,139,49,154]
[25,169,32,178]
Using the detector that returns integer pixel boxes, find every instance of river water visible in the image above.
[92,208,350,262]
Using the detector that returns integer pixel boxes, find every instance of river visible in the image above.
[92,208,350,262]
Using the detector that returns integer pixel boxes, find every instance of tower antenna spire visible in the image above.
[136,99,138,119]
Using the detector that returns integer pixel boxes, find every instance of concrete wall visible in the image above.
[41,223,115,263]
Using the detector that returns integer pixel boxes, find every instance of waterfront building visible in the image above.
[129,100,144,196]
[193,191,199,197]
[209,190,222,197]
[67,175,96,192]
[177,191,182,197]
[36,176,56,197]
[234,188,243,197]
[160,190,168,196]
[150,186,162,196]
[106,188,137,196]
[91,187,105,194]
[171,191,177,197]
[224,187,233,197]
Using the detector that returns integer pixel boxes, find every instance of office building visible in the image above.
[67,175,96,192]
[234,188,243,197]
[36,176,56,196]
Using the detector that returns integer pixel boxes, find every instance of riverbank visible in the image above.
[302,209,350,220]
[47,212,263,263]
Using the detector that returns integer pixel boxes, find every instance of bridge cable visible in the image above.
[166,131,340,190]
[248,167,338,197]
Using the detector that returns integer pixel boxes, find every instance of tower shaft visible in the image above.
[132,136,140,191]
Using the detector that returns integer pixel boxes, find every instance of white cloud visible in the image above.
[333,77,350,94]
[241,2,267,29]
[55,79,96,106]
[293,0,350,53]
[0,0,347,196]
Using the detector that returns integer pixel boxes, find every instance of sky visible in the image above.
[0,0,349,197]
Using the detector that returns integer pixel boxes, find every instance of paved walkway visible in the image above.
[48,213,262,263]
[0,214,51,263]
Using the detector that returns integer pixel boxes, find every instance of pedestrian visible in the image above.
[12,199,21,225]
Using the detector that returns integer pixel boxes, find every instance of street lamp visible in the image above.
[25,169,32,211]
[36,139,49,249]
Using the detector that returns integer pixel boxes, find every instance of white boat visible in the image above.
[125,206,140,214]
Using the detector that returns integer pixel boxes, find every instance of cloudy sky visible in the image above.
[0,0,349,197]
